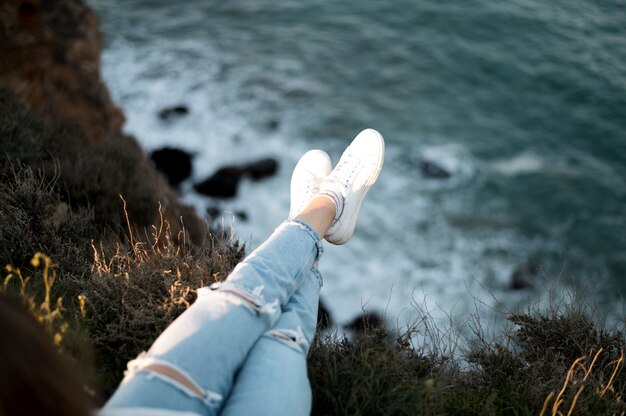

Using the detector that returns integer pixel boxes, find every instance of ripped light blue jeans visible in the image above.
[101,220,323,416]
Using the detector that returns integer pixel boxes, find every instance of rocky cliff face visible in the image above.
[0,0,205,243]
[0,0,123,143]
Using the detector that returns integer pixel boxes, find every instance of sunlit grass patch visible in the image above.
[2,252,79,346]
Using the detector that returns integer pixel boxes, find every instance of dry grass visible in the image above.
[308,299,626,415]
[0,163,244,397]
[82,205,244,393]
[0,180,244,396]
[2,252,70,346]
[540,348,625,416]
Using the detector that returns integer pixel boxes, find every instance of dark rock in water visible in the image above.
[266,119,280,130]
[420,160,451,179]
[244,158,279,181]
[346,312,386,332]
[194,167,244,198]
[158,105,189,121]
[194,157,278,199]
[317,298,333,330]
[206,206,221,221]
[150,147,193,187]
[511,263,540,290]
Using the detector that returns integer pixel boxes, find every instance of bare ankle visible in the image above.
[294,197,336,237]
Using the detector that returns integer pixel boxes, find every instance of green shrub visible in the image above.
[308,301,626,416]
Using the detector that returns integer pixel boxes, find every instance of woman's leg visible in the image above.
[221,129,386,415]
[102,219,327,416]
[220,257,322,416]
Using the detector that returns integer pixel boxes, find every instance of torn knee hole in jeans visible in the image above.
[125,355,222,408]
[266,326,308,352]
[206,283,280,317]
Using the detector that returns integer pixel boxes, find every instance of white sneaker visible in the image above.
[318,129,385,245]
[289,149,333,219]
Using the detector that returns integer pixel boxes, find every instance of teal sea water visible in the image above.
[89,0,626,330]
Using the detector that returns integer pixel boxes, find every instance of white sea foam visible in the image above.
[490,152,545,176]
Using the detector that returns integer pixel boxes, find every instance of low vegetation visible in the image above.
[0,163,244,397]
[0,91,244,398]
[309,301,625,415]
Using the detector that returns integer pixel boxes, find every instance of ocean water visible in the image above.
[88,0,626,333]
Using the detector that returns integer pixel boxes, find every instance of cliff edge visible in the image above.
[0,0,204,242]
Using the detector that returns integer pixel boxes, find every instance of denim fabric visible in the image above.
[221,265,321,416]
[101,220,323,416]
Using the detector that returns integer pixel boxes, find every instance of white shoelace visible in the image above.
[332,154,360,188]
[318,154,360,220]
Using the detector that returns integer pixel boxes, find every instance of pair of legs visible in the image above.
[102,129,384,416]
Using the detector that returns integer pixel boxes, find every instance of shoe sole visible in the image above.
[327,129,385,245]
